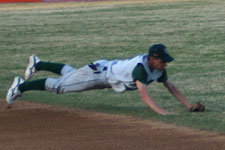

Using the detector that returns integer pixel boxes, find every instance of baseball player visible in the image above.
[6,44,193,115]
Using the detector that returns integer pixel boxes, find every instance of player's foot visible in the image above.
[24,55,41,80]
[6,77,24,105]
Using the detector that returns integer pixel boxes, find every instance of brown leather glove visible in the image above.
[189,102,205,112]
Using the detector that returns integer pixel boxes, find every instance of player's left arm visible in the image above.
[163,80,192,109]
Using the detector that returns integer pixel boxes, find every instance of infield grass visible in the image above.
[0,0,225,133]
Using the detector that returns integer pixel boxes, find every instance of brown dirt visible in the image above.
[0,99,225,150]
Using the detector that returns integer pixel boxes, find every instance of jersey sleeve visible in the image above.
[132,63,148,85]
[157,69,168,82]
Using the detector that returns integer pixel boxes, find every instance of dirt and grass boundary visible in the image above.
[1,99,225,150]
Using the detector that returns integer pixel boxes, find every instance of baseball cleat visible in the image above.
[6,77,24,105]
[24,55,41,80]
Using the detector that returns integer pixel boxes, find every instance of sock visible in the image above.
[36,62,65,75]
[19,79,47,93]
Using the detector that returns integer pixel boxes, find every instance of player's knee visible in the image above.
[45,78,62,94]
[61,65,76,75]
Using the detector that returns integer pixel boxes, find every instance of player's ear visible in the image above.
[149,56,155,62]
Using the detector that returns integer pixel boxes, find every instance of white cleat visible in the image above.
[24,55,41,80]
[6,77,24,105]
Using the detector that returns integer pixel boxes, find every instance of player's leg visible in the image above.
[45,65,110,94]
[6,63,110,105]
[25,55,76,80]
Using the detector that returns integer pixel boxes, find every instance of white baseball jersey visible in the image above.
[106,54,165,92]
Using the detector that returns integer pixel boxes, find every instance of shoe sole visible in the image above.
[24,55,36,80]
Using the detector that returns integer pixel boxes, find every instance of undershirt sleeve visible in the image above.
[157,69,168,82]
[132,63,148,85]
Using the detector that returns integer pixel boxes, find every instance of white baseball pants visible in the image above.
[45,61,111,94]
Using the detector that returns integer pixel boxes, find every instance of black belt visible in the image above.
[88,63,107,73]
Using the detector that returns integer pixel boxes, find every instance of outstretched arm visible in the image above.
[163,80,192,109]
[136,80,175,115]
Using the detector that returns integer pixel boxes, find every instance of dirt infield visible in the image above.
[0,99,225,150]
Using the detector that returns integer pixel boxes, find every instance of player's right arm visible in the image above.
[136,80,174,115]
[132,63,174,115]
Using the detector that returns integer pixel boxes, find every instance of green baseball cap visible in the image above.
[148,44,174,62]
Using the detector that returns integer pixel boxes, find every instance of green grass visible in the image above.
[1,0,225,133]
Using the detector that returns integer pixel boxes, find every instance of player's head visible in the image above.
[148,44,174,71]
[148,44,174,63]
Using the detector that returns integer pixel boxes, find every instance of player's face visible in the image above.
[149,57,167,71]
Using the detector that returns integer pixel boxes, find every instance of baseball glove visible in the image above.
[189,102,205,112]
